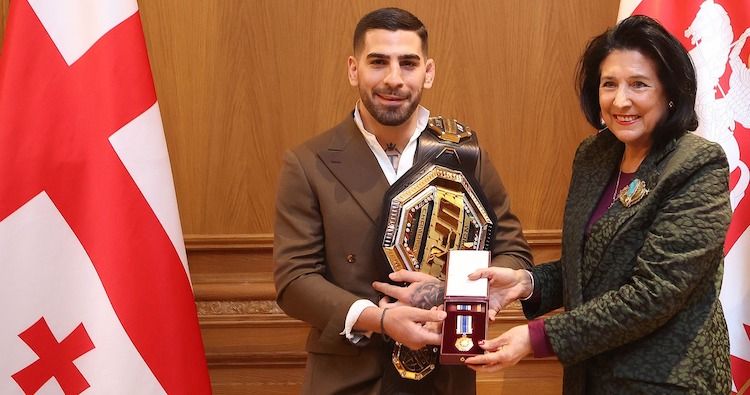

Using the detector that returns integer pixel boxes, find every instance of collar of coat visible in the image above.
[564,129,679,297]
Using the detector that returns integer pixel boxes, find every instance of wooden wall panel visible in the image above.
[189,233,565,394]
[0,1,622,393]
[132,0,620,234]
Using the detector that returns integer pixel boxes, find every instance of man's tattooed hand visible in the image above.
[372,270,447,310]
[410,281,445,309]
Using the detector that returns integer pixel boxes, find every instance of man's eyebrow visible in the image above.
[365,53,422,61]
[365,53,388,60]
[398,54,422,61]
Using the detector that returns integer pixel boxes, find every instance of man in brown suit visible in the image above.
[273,7,532,394]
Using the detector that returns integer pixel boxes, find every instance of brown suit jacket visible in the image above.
[274,116,532,394]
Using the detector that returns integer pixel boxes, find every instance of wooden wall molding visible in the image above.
[197,300,283,315]
[190,232,564,392]
[184,230,561,251]
[185,233,274,251]
[186,230,563,302]
[199,301,562,394]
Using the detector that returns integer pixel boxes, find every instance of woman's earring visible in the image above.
[598,118,607,132]
[668,100,674,108]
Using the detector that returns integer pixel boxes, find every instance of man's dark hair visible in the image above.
[353,7,428,56]
[576,15,698,147]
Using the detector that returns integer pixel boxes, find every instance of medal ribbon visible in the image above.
[456,315,473,335]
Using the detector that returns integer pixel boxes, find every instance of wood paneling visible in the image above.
[132,0,620,235]
[0,1,623,393]
[187,230,562,302]
[189,232,563,394]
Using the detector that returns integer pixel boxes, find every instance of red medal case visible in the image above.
[440,250,489,364]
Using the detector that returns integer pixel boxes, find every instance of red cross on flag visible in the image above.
[0,1,211,394]
[618,1,750,393]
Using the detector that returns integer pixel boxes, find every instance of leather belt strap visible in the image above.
[415,116,479,177]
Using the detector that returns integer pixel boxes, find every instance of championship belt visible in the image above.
[380,116,497,380]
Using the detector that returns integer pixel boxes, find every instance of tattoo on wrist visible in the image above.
[410,282,445,309]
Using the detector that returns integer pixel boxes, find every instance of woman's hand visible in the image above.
[463,324,532,372]
[468,267,533,320]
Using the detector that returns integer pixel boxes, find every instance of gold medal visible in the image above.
[455,335,474,352]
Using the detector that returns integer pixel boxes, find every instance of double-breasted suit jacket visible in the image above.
[274,116,532,394]
[524,130,732,394]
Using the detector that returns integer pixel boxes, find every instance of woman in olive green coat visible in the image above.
[466,16,732,394]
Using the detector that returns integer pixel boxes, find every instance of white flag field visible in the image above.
[619,0,750,393]
[0,0,211,393]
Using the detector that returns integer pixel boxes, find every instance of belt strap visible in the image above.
[414,116,480,177]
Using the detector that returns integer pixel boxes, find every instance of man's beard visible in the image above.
[360,88,422,126]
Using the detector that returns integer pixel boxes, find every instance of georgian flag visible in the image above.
[618,1,750,393]
[0,1,211,393]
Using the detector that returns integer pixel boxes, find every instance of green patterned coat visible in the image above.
[524,130,732,394]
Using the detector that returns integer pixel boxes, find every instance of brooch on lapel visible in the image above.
[617,178,649,208]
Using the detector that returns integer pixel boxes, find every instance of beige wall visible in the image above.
[0,1,620,393]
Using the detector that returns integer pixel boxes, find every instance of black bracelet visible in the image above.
[380,308,391,342]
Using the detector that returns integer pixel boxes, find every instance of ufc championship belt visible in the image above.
[380,116,497,380]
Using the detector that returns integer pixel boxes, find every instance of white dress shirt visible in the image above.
[340,103,430,343]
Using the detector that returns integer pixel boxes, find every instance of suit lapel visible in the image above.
[568,135,623,243]
[581,136,678,288]
[317,117,390,224]
[563,132,622,305]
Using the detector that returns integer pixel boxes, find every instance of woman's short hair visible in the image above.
[576,15,698,146]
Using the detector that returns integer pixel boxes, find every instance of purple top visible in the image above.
[526,170,637,358]
[528,318,555,357]
[586,171,637,234]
